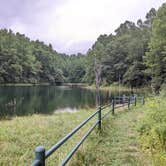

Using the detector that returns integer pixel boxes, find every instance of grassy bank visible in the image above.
[83,84,151,93]
[83,84,130,91]
[0,83,51,86]
[137,93,166,165]
[1,95,165,165]
[0,108,96,165]
[71,103,150,166]
[0,83,85,87]
[0,102,145,166]
[71,94,166,166]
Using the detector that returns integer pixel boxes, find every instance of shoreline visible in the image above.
[0,83,51,86]
[0,82,86,87]
[0,83,151,93]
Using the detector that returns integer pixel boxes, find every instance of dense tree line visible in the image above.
[145,3,166,92]
[0,30,66,84]
[0,3,165,92]
[84,3,166,92]
[0,29,86,84]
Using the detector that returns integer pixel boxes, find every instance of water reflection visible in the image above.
[0,85,130,118]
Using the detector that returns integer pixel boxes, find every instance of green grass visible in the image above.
[71,104,150,166]
[1,96,165,166]
[137,94,166,166]
[71,95,166,166]
[0,109,96,165]
[83,84,151,93]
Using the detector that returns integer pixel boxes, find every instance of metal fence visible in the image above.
[31,96,145,166]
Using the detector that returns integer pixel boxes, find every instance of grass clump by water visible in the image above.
[83,84,151,94]
[137,93,166,166]
[84,84,130,92]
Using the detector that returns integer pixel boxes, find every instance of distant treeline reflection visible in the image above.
[0,86,128,119]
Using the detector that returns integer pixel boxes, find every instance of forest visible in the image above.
[0,3,166,92]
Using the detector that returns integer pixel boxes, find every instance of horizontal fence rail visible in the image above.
[45,109,99,159]
[31,96,145,166]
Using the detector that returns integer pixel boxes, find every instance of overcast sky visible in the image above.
[0,0,165,54]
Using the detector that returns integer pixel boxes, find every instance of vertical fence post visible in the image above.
[124,96,126,106]
[142,96,145,105]
[134,96,137,106]
[112,98,115,115]
[35,146,45,166]
[128,97,130,109]
[98,106,101,130]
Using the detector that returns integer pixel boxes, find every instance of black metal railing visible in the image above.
[31,96,145,166]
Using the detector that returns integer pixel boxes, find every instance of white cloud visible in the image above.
[7,0,166,54]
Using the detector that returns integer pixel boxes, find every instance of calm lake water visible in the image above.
[0,85,132,119]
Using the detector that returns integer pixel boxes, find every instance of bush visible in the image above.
[138,95,166,165]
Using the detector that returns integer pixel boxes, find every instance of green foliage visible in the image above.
[138,96,166,165]
[62,54,86,83]
[72,101,150,165]
[145,3,166,92]
[85,18,151,87]
[0,3,165,88]
[0,30,65,84]
[82,5,165,89]
[0,29,87,84]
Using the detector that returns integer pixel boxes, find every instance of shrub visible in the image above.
[138,95,166,165]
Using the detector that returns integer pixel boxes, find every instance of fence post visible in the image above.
[134,96,137,106]
[98,106,101,130]
[35,146,45,166]
[128,97,130,109]
[142,96,145,105]
[122,96,124,106]
[112,98,115,115]
[124,96,127,106]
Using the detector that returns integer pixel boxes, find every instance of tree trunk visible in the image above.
[94,56,101,106]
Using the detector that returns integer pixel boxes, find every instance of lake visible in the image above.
[0,85,132,119]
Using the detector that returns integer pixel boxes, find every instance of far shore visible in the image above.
[0,82,151,93]
[0,82,86,87]
[0,82,50,86]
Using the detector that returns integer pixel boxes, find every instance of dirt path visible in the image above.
[103,109,149,166]
[77,106,151,166]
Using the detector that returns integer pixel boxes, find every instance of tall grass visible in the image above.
[84,84,131,92]
[1,93,165,166]
[138,92,166,166]
[0,109,96,165]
